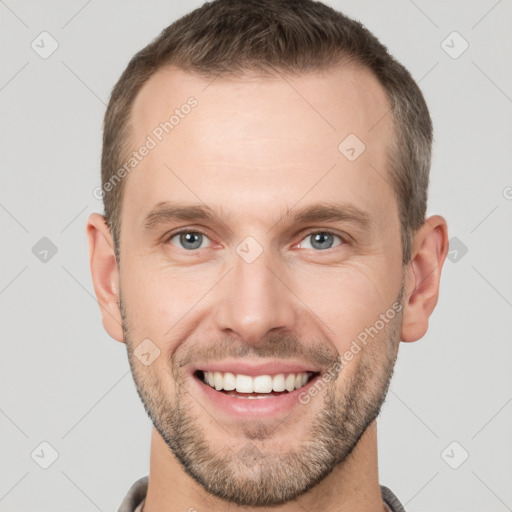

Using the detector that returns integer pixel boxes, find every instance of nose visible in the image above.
[213,244,298,345]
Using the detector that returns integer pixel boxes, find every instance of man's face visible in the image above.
[118,65,405,506]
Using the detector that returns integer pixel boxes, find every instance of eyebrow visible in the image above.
[141,201,372,233]
[142,202,225,232]
[284,203,372,230]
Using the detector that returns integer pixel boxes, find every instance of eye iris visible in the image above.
[180,232,202,250]
[311,232,333,250]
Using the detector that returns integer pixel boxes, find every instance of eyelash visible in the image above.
[164,228,347,251]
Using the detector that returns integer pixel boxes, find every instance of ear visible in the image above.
[86,213,124,343]
[401,215,449,342]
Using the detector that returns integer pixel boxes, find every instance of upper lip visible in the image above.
[191,360,321,377]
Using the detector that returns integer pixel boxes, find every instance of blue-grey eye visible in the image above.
[169,231,210,250]
[301,232,342,250]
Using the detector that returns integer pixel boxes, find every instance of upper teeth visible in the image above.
[202,371,313,393]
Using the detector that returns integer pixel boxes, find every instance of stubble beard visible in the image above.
[120,287,403,507]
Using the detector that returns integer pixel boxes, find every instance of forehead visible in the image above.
[124,64,394,230]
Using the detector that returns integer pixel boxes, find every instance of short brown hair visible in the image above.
[101,0,432,265]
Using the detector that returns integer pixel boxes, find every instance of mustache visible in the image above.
[175,335,340,373]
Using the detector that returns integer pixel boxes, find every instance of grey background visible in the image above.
[1,1,511,511]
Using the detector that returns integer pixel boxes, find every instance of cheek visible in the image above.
[294,264,396,350]
[119,272,188,388]
[121,261,200,337]
[331,314,400,394]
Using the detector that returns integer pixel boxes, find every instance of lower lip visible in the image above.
[191,372,322,418]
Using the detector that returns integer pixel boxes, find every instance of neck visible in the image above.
[143,421,386,512]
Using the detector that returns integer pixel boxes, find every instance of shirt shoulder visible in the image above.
[380,485,407,512]
[118,475,148,512]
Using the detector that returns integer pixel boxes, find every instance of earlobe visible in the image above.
[401,215,449,343]
[86,213,124,343]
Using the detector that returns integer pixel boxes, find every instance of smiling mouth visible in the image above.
[194,369,321,398]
